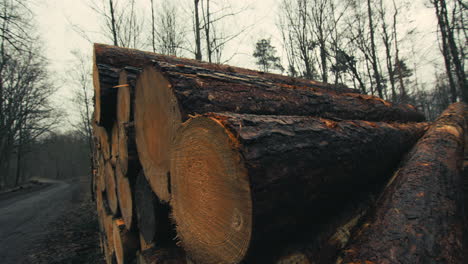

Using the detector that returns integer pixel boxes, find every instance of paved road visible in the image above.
[0,180,80,264]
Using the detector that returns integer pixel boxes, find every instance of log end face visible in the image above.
[116,164,134,230]
[105,161,119,215]
[135,66,181,203]
[171,117,252,264]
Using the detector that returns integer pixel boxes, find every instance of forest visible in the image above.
[0,0,465,191]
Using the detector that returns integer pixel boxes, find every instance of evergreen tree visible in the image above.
[253,39,284,73]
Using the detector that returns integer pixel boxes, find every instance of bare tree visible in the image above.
[190,0,249,63]
[69,51,93,154]
[90,0,144,48]
[278,0,317,79]
[431,0,467,103]
[367,0,384,98]
[194,0,202,60]
[0,0,58,189]
[68,50,94,197]
[153,1,185,56]
[150,0,156,52]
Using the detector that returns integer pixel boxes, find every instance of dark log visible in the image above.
[94,43,355,95]
[170,113,428,264]
[116,161,136,230]
[93,62,120,127]
[134,170,174,245]
[134,65,424,202]
[113,218,138,264]
[340,102,467,264]
[136,247,187,264]
[139,233,154,251]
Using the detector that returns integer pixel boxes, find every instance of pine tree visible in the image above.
[253,39,284,73]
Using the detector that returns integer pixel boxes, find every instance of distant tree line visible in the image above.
[90,0,465,121]
[2,0,465,189]
[0,1,91,189]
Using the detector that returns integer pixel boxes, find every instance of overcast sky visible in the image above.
[29,0,440,124]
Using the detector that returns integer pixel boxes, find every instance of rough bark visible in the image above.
[93,43,356,96]
[134,63,424,202]
[340,102,467,264]
[113,218,138,264]
[134,171,174,245]
[170,113,427,263]
[137,247,187,264]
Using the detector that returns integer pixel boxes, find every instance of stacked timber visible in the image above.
[92,44,466,264]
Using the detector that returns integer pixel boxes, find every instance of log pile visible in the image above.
[92,44,466,264]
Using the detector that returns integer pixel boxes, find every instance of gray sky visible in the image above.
[30,0,441,124]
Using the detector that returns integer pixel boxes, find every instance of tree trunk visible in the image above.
[150,0,156,53]
[134,171,174,245]
[341,102,467,264]
[109,0,118,46]
[367,0,384,99]
[441,1,468,103]
[194,0,202,61]
[434,1,458,103]
[113,218,138,264]
[134,63,424,201]
[170,113,427,264]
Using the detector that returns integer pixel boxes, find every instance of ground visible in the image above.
[0,177,104,264]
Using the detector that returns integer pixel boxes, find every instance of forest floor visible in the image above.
[0,177,104,264]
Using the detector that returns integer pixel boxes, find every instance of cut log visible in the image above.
[103,212,116,264]
[117,122,139,178]
[116,69,140,177]
[134,65,424,202]
[113,218,138,264]
[94,43,355,95]
[134,170,174,245]
[116,161,136,230]
[340,102,467,264]
[93,60,120,127]
[170,113,428,264]
[93,123,111,160]
[117,68,139,125]
[105,160,119,215]
[111,122,119,166]
[96,153,106,192]
[136,247,187,264]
